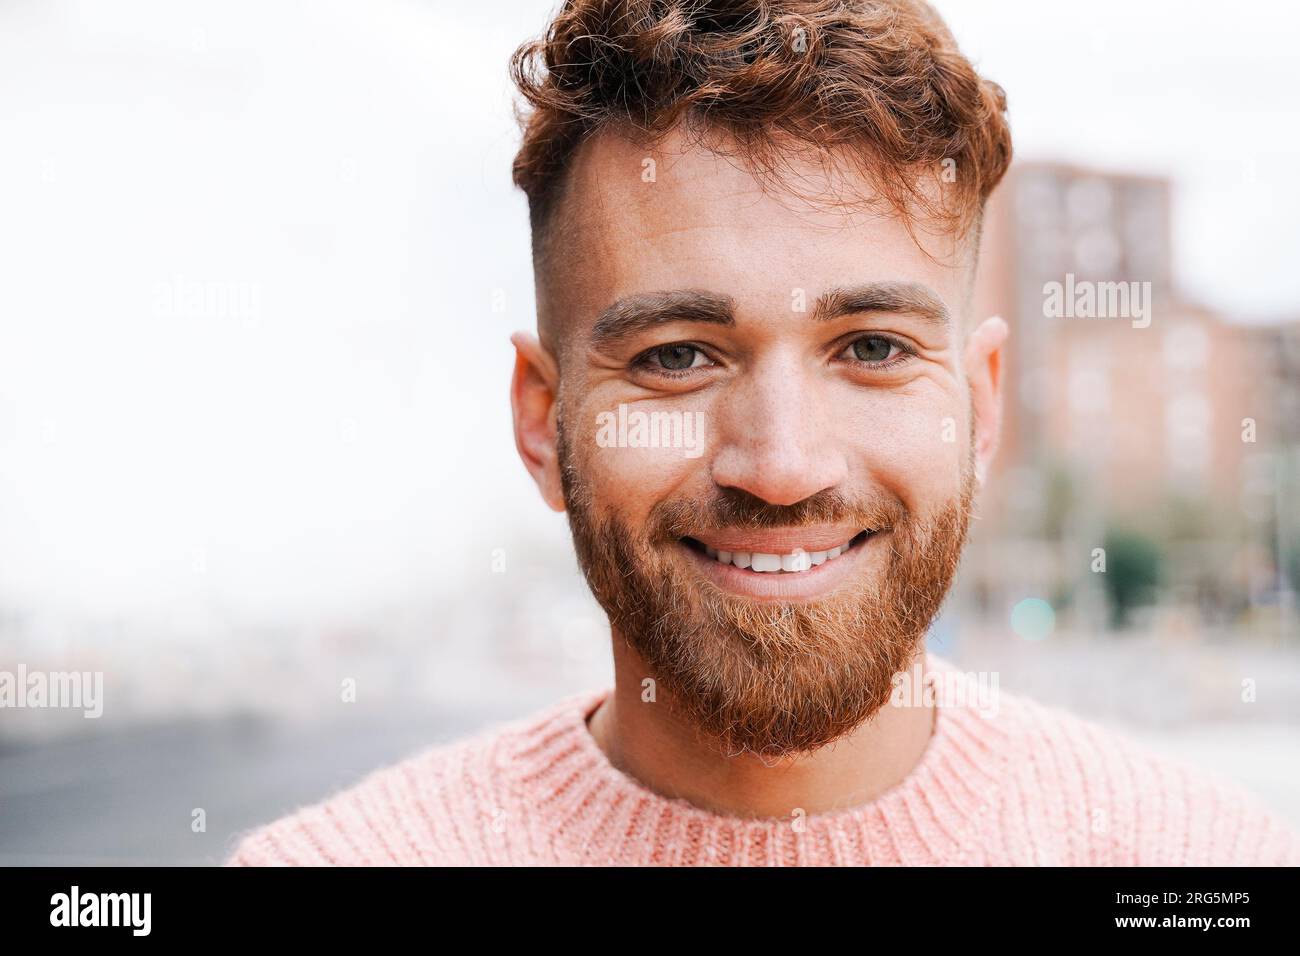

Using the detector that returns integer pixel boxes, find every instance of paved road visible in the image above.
[0,705,512,865]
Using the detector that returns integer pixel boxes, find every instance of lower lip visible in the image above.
[679,532,884,601]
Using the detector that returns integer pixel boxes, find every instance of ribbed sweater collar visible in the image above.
[496,653,1014,866]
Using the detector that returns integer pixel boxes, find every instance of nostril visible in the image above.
[709,452,848,510]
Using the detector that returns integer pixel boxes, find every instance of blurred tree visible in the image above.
[1102,528,1163,629]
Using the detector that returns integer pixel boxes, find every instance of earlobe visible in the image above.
[509,332,567,512]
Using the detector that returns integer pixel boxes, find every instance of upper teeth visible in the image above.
[704,539,855,573]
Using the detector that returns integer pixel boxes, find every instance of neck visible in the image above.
[586,631,936,819]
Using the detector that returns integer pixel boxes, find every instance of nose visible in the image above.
[709,354,848,506]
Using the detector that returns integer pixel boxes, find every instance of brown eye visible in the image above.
[850,336,895,363]
[653,345,702,370]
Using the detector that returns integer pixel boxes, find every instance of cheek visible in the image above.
[843,390,966,509]
[579,398,707,519]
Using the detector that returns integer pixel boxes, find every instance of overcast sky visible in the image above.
[0,0,1296,623]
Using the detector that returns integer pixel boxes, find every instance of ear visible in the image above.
[963,316,1009,488]
[509,331,566,512]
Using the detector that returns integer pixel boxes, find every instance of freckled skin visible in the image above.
[510,125,1008,816]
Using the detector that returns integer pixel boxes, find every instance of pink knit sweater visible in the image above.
[225,654,1300,866]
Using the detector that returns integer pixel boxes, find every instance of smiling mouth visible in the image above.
[680,530,875,574]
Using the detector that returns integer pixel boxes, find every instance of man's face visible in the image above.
[513,128,1006,758]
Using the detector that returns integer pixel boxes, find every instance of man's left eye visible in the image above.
[843,336,898,363]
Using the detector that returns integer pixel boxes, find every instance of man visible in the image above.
[227,0,1300,866]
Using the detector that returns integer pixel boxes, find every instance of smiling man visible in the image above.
[529,125,994,785]
[227,0,1300,867]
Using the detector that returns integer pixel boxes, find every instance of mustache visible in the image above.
[648,487,907,541]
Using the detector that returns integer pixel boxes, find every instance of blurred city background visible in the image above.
[0,0,1297,864]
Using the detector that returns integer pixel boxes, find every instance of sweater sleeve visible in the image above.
[999,694,1300,866]
[223,800,389,866]
[1207,784,1300,866]
[220,736,494,866]
[1117,734,1300,867]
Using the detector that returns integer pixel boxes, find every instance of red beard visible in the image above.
[558,418,975,758]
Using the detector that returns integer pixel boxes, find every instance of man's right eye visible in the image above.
[636,344,710,373]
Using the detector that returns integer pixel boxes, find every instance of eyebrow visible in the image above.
[812,281,951,328]
[589,289,735,348]
[588,281,949,349]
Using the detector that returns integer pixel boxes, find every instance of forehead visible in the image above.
[544,126,968,342]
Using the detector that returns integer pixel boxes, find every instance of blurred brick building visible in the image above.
[961,161,1299,631]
